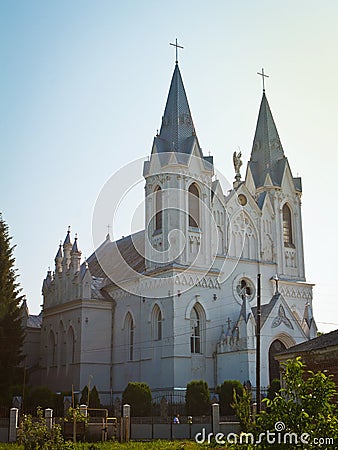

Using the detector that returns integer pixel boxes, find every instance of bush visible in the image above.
[18,406,65,449]
[267,378,281,400]
[257,357,338,448]
[185,380,210,415]
[25,386,56,410]
[122,382,152,416]
[219,380,244,415]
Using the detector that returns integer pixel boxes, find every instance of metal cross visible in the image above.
[170,38,184,64]
[107,224,111,234]
[257,68,269,92]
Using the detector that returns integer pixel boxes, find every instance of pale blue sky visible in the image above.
[1,1,337,332]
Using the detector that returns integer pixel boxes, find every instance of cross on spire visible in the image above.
[170,38,184,64]
[257,67,269,92]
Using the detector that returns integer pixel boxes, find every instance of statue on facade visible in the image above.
[233,151,242,182]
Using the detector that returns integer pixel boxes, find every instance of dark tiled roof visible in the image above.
[279,329,338,354]
[27,314,42,329]
[86,230,145,282]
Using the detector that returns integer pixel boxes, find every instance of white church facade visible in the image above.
[34,61,317,405]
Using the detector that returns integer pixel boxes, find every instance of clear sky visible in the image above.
[1,1,337,333]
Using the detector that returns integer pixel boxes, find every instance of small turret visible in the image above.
[63,226,72,270]
[71,234,82,273]
[55,242,63,273]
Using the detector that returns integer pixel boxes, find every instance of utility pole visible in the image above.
[256,273,261,413]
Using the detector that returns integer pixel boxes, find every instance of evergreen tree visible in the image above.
[0,214,24,403]
[185,380,210,415]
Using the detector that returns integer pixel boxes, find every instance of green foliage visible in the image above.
[79,386,89,405]
[0,215,24,403]
[25,386,56,410]
[18,406,65,449]
[185,379,210,415]
[257,357,338,448]
[122,382,152,416]
[64,406,88,423]
[266,378,280,401]
[79,385,100,408]
[231,386,253,432]
[219,380,244,415]
[89,386,101,408]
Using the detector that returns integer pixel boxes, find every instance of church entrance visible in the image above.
[269,339,287,383]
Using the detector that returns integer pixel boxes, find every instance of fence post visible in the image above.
[45,408,53,431]
[122,404,130,442]
[79,404,88,418]
[9,408,19,442]
[212,403,220,435]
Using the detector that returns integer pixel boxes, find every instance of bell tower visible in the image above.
[245,91,305,281]
[143,62,215,271]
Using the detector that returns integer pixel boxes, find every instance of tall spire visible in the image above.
[248,93,287,189]
[155,64,201,156]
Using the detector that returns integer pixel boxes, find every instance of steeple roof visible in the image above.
[63,227,72,246]
[55,244,63,259]
[248,93,288,189]
[155,64,202,157]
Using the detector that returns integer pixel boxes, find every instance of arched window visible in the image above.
[66,327,75,364]
[282,204,293,247]
[48,331,55,368]
[57,321,65,368]
[125,313,134,361]
[190,306,201,353]
[188,183,200,228]
[152,305,162,341]
[155,186,162,231]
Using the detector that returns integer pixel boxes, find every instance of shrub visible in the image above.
[185,380,210,415]
[267,378,281,400]
[257,357,338,448]
[25,386,56,410]
[219,379,244,415]
[18,406,65,449]
[122,382,152,416]
[231,386,253,432]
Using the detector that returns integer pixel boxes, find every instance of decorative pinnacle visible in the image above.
[170,38,184,64]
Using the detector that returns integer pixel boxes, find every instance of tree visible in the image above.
[219,380,244,415]
[122,382,152,416]
[185,380,210,415]
[79,385,101,408]
[0,214,24,403]
[257,357,338,448]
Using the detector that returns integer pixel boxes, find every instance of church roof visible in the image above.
[86,230,145,285]
[27,314,42,329]
[248,93,288,189]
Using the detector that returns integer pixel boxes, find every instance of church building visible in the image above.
[35,59,317,405]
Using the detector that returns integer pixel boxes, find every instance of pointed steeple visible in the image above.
[63,226,72,246]
[248,93,288,189]
[155,64,202,156]
[55,242,63,273]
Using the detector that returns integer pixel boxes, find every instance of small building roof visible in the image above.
[278,329,338,354]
